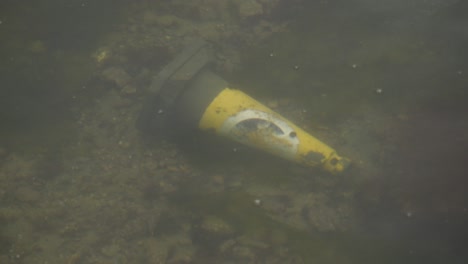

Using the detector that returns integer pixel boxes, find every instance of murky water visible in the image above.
[1,0,467,263]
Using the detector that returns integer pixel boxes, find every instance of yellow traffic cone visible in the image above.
[173,70,350,174]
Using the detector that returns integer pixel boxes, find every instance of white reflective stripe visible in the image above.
[220,109,299,159]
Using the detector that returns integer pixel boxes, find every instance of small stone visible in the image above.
[94,48,110,63]
[254,199,261,206]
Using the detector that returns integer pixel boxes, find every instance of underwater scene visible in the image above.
[1,0,467,263]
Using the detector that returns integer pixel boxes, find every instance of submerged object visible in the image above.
[139,39,350,174]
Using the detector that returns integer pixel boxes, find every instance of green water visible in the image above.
[0,0,126,151]
[0,0,467,263]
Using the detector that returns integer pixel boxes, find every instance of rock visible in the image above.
[94,48,111,63]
